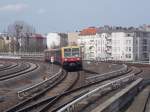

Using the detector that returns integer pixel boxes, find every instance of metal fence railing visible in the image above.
[58,74,138,112]
[86,64,128,83]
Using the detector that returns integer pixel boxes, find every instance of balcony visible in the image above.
[106,42,112,46]
[105,48,112,53]
[105,36,111,40]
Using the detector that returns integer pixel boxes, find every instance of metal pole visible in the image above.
[51,62,53,74]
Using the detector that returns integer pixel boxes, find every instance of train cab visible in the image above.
[61,46,82,70]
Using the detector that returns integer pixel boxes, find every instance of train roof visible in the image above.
[44,48,60,51]
[44,46,80,51]
[62,46,80,49]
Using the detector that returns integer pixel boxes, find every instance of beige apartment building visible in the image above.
[68,32,79,46]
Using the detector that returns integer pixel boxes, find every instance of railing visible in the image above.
[0,52,44,60]
[125,61,150,64]
[86,64,127,83]
[0,52,44,56]
[58,74,135,112]
[17,69,62,99]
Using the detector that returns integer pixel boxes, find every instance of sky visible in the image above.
[0,0,150,34]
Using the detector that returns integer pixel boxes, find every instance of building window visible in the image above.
[143,39,147,44]
[90,40,94,42]
[126,47,131,52]
[126,54,131,58]
[6,36,9,40]
[126,40,131,44]
[143,46,147,51]
[127,34,130,37]
[129,40,131,44]
[129,47,131,52]
[126,47,128,52]
[143,53,148,58]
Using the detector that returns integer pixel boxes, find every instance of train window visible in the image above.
[64,48,71,52]
[64,48,71,57]
[72,48,79,52]
[72,48,80,57]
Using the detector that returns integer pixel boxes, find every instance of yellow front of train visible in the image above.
[61,46,83,71]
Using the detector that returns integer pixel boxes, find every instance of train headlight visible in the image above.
[64,58,68,61]
[77,58,80,61]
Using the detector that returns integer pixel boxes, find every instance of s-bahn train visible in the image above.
[44,46,83,71]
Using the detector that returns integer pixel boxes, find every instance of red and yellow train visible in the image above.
[44,46,83,71]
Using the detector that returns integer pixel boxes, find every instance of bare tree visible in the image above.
[7,21,35,52]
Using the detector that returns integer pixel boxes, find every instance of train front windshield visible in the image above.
[64,47,80,58]
[72,48,80,57]
[64,48,71,57]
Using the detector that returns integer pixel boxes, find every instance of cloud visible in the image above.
[37,8,46,14]
[0,3,28,12]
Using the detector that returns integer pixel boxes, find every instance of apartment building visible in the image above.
[46,33,68,49]
[78,27,110,60]
[78,27,150,61]
[68,32,79,46]
[111,31,150,61]
[0,33,11,52]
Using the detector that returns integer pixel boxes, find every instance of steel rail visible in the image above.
[5,69,66,112]
[57,74,136,112]
[86,64,127,80]
[0,62,38,81]
[17,68,62,98]
[16,67,135,112]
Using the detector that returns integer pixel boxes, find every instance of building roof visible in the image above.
[32,34,46,39]
[79,27,98,36]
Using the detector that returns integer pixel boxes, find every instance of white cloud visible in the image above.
[37,8,46,14]
[0,3,28,12]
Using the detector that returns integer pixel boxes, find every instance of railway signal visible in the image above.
[51,56,54,74]
[51,56,54,63]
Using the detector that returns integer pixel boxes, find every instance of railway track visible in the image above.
[123,85,150,112]
[6,64,140,112]
[0,63,27,78]
[0,62,19,71]
[38,72,80,112]
[0,62,38,81]
[5,69,70,112]
[145,89,150,112]
[5,71,82,112]
[0,62,17,71]
[2,60,148,112]
[55,66,140,111]
[55,67,143,112]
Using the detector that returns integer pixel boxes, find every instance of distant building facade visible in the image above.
[0,33,47,52]
[46,33,68,49]
[78,27,109,60]
[111,31,150,61]
[18,33,47,52]
[0,37,5,51]
[0,33,11,52]
[77,26,150,61]
[68,32,79,46]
